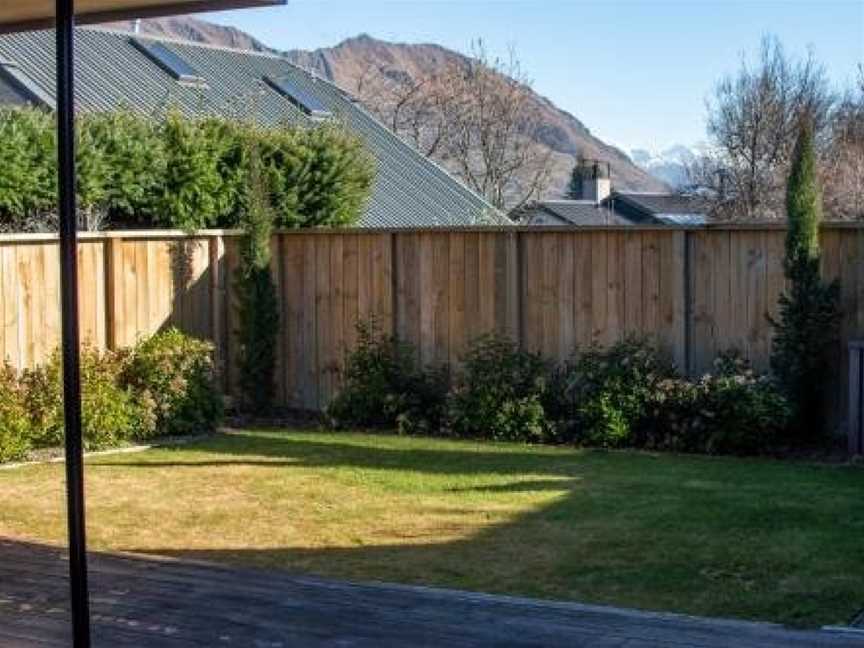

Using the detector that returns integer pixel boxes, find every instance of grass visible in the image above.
[1,429,863,628]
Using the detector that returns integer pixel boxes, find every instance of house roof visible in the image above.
[0,27,504,228]
[535,200,635,226]
[611,192,709,225]
[520,191,712,228]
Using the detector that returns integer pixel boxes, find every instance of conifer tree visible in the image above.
[769,120,841,441]
[234,139,279,413]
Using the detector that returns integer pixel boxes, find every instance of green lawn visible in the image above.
[1,430,862,627]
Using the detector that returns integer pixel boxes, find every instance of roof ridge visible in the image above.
[81,26,368,100]
[82,25,290,59]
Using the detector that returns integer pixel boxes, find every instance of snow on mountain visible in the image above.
[630,145,700,189]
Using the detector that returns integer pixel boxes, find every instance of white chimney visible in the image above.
[580,160,612,205]
[133,19,142,34]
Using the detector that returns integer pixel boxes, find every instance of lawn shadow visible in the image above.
[92,430,864,627]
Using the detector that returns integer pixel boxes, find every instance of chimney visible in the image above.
[577,159,612,205]
[133,19,142,34]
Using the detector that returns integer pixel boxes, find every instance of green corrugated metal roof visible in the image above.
[0,27,507,228]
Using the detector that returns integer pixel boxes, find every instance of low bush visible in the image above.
[558,338,677,447]
[23,348,154,451]
[640,353,791,456]
[328,319,449,434]
[0,362,31,463]
[123,328,223,437]
[0,330,221,463]
[447,334,551,442]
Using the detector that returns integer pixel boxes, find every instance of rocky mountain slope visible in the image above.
[107,18,666,196]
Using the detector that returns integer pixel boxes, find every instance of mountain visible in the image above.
[630,145,699,189]
[106,16,276,53]
[105,19,667,197]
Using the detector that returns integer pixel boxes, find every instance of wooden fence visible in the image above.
[1,225,862,426]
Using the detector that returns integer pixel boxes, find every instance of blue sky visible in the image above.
[204,1,864,154]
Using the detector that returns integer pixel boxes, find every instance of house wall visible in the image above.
[0,224,861,429]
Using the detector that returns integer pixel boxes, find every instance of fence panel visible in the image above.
[0,225,862,426]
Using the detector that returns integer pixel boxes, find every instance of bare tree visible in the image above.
[354,61,449,158]
[352,40,553,212]
[821,64,864,219]
[704,36,834,219]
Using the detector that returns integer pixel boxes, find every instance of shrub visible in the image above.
[156,113,236,231]
[81,110,168,223]
[23,348,154,451]
[290,125,377,228]
[0,108,56,229]
[0,362,31,463]
[560,338,676,447]
[447,334,551,442]
[123,329,222,437]
[0,108,376,232]
[328,319,449,434]
[640,353,791,456]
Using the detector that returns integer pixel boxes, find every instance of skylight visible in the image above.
[131,38,206,87]
[0,59,53,107]
[263,76,332,120]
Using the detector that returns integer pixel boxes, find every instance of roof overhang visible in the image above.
[0,1,285,34]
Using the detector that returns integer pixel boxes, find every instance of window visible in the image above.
[264,76,332,120]
[131,38,206,87]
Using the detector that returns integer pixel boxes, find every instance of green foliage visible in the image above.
[447,334,551,442]
[0,363,31,463]
[770,121,842,441]
[641,353,792,456]
[123,328,222,437]
[81,110,167,221]
[784,120,822,277]
[0,108,56,227]
[23,348,154,451]
[560,338,677,447]
[0,330,221,463]
[290,125,377,227]
[0,108,376,231]
[328,319,449,434]
[156,112,235,231]
[234,146,280,413]
[565,162,581,199]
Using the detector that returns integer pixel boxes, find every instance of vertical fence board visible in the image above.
[448,233,466,366]
[0,226,860,424]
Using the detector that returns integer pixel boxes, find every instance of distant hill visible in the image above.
[107,18,667,196]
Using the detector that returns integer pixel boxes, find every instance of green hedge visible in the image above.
[329,324,794,457]
[0,107,376,232]
[0,328,222,463]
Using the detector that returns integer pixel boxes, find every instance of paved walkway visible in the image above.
[1,539,861,647]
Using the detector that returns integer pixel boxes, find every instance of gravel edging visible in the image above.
[0,432,219,470]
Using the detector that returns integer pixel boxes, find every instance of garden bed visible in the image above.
[1,429,862,628]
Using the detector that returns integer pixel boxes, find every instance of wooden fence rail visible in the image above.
[1,225,862,428]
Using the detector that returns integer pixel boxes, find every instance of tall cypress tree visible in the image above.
[769,120,841,441]
[234,141,279,413]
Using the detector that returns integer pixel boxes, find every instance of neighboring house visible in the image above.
[519,162,709,227]
[0,27,505,229]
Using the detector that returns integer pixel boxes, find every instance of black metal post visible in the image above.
[56,0,91,646]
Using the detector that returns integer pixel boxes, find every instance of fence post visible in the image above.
[683,229,693,376]
[104,235,122,351]
[850,341,864,456]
